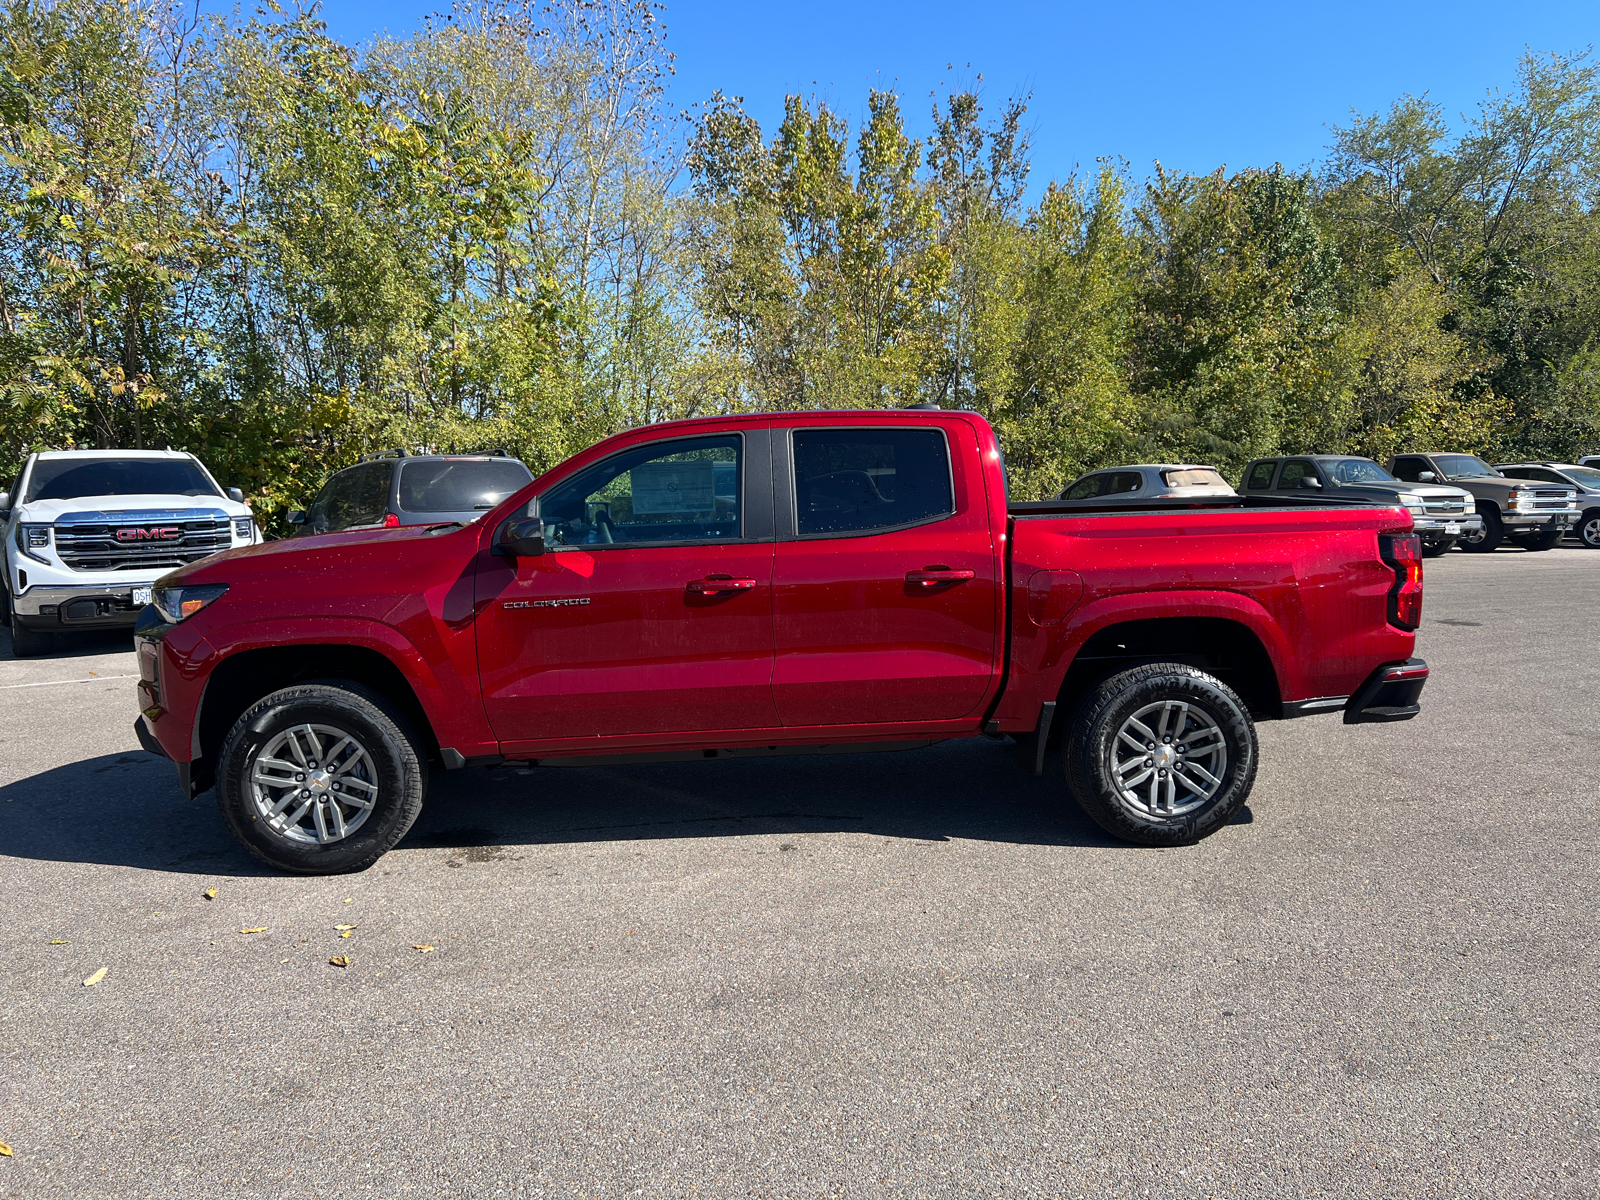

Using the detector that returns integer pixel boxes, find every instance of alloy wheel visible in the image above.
[248,723,379,844]
[1108,700,1228,819]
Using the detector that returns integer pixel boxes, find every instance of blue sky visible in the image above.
[315,0,1597,191]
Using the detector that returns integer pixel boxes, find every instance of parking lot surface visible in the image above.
[1,546,1596,1198]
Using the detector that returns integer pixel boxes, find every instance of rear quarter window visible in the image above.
[1246,461,1276,489]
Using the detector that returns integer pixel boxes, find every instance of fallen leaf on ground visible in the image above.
[342,897,353,904]
[412,944,435,953]
[338,930,352,938]
[239,927,268,935]
[328,956,349,968]
[48,940,68,945]
[333,923,355,931]
[203,887,217,900]
[0,1141,12,1156]
[82,968,108,987]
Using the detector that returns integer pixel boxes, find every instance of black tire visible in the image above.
[215,681,428,874]
[1457,506,1503,552]
[1419,537,1455,558]
[9,619,54,658]
[1063,664,1258,846]
[1577,510,1600,549]
[1510,527,1563,551]
[0,580,10,628]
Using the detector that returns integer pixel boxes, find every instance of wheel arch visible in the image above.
[194,644,439,792]
[1055,614,1284,721]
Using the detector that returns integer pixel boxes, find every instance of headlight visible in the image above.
[16,523,51,564]
[1397,493,1426,511]
[1462,497,1475,514]
[234,518,254,540]
[151,582,229,624]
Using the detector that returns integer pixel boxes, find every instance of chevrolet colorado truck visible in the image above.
[133,410,1430,874]
[3,449,260,657]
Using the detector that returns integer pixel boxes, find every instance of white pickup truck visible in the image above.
[2,449,260,657]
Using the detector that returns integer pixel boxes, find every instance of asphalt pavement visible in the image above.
[1,544,1596,1198]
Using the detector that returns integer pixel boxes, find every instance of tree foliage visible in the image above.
[4,5,1600,518]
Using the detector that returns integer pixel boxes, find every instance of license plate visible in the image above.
[132,586,152,606]
[1443,522,1461,535]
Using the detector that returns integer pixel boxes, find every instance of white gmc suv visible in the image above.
[1,449,260,657]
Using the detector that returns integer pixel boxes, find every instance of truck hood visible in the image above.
[1333,483,1471,500]
[162,519,482,586]
[18,493,254,521]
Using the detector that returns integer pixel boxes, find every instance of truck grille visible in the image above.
[1528,488,1575,510]
[1421,497,1466,516]
[54,508,233,572]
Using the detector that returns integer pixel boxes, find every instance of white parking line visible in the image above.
[0,674,140,689]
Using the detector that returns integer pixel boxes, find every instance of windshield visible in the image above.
[1561,466,1600,487]
[1327,459,1397,484]
[397,459,532,513]
[1433,454,1501,480]
[25,457,219,502]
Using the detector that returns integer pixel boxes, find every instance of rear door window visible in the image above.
[398,459,533,513]
[1278,460,1322,490]
[541,436,742,547]
[1390,457,1429,483]
[1246,461,1276,489]
[792,428,953,536]
[1062,474,1103,500]
[1102,471,1144,495]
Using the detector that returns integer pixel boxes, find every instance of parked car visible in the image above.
[1057,464,1236,504]
[134,409,1429,874]
[1495,461,1600,549]
[287,449,534,537]
[1579,456,1600,469]
[1238,454,1479,556]
[1,449,259,657]
[1386,453,1578,552]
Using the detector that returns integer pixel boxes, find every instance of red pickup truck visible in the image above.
[133,410,1429,874]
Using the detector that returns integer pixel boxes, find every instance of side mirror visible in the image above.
[1418,472,1437,483]
[1304,477,1322,489]
[497,517,546,558]
[0,491,9,519]
[226,486,245,503]
[285,510,307,526]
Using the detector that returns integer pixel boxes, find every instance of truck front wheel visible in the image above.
[215,682,427,874]
[9,619,54,658]
[1064,664,1257,846]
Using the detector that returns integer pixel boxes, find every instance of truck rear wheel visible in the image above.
[1063,664,1257,846]
[215,682,427,874]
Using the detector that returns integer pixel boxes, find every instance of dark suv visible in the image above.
[288,450,535,537]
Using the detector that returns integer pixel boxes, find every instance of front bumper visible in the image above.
[1502,511,1576,528]
[12,582,148,629]
[1413,514,1483,536]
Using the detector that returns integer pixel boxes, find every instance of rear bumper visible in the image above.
[1343,658,1429,724]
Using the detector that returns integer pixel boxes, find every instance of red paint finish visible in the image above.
[476,540,779,749]
[770,418,999,726]
[139,408,1423,783]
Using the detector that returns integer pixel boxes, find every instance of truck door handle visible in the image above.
[906,567,976,587]
[688,576,758,594]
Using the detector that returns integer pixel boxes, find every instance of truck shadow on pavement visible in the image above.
[0,738,1148,874]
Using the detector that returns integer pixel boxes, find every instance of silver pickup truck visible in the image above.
[1238,455,1480,556]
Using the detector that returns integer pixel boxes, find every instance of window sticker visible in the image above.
[631,460,716,514]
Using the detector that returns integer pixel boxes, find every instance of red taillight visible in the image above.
[383,513,401,528]
[1378,532,1423,631]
